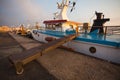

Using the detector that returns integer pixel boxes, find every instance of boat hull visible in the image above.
[31,31,120,64]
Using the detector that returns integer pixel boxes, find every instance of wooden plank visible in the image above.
[8,34,77,74]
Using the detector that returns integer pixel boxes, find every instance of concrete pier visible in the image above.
[9,33,42,50]
[0,32,57,80]
[0,32,120,80]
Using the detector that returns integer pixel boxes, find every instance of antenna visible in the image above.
[70,1,76,12]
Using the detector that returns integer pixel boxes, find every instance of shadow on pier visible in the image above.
[0,32,57,80]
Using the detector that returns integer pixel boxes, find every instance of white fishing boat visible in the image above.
[31,0,120,64]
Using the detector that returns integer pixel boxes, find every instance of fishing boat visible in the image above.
[31,0,120,64]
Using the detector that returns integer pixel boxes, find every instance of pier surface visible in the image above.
[0,32,120,80]
[0,32,57,80]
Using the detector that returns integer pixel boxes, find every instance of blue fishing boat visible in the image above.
[31,0,120,64]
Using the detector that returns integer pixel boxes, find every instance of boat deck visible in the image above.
[35,30,120,47]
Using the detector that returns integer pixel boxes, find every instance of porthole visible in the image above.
[89,47,96,53]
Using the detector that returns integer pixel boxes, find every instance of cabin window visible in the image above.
[45,23,62,31]
[55,23,62,31]
[45,24,55,30]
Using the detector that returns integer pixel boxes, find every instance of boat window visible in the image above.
[46,24,55,30]
[55,23,62,31]
[55,23,62,28]
[45,23,62,31]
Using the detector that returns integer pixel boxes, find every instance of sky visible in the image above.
[0,0,120,26]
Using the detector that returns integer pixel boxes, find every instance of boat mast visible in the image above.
[55,0,69,20]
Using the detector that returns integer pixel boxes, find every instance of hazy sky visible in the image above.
[0,0,120,26]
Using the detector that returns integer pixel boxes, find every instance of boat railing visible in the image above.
[79,26,120,35]
[104,26,120,35]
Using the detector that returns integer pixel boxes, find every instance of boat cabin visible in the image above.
[43,20,81,32]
